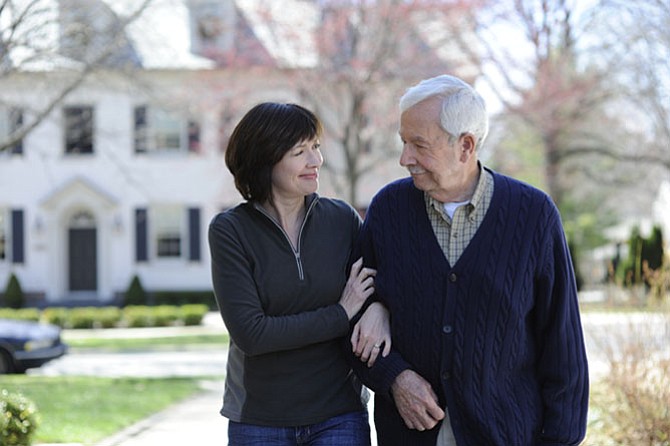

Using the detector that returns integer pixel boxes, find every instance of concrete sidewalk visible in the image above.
[92,382,379,446]
[95,381,228,446]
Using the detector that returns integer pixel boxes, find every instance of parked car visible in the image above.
[0,319,68,374]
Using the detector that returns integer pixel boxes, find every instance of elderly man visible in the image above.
[352,74,589,445]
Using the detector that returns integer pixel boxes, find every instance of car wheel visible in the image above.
[0,349,15,374]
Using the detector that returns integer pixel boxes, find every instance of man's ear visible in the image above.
[459,133,476,162]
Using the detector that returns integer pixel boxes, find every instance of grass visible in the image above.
[1,375,205,445]
[64,333,229,351]
[0,328,229,444]
[579,301,669,313]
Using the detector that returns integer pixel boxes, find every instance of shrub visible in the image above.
[616,225,666,290]
[0,308,40,322]
[0,389,40,446]
[67,307,99,329]
[180,304,209,326]
[41,307,69,328]
[122,306,154,328]
[588,312,670,444]
[0,304,209,330]
[123,275,148,307]
[95,307,123,328]
[3,273,24,309]
[152,305,181,327]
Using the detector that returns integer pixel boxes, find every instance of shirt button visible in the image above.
[443,325,453,334]
[449,273,457,282]
[442,371,451,380]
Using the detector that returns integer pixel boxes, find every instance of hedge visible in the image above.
[0,304,209,329]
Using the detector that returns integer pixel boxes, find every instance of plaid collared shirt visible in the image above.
[425,164,494,265]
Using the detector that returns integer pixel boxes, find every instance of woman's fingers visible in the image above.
[350,323,361,352]
[349,257,363,279]
[382,334,392,357]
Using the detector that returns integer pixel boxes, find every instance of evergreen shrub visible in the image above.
[124,275,148,306]
[3,273,24,309]
[0,389,40,446]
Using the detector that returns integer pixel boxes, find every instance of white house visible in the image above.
[0,0,473,306]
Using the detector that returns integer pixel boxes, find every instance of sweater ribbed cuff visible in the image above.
[369,351,412,397]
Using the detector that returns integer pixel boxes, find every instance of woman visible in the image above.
[208,102,390,445]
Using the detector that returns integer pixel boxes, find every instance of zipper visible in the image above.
[254,197,319,281]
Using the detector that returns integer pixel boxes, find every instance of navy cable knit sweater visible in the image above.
[352,171,589,445]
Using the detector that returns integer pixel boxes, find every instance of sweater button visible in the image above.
[442,325,453,334]
[442,371,451,380]
[449,273,457,282]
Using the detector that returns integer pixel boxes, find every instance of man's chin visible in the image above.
[410,175,428,190]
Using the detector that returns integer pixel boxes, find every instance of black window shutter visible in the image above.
[135,208,148,262]
[188,207,201,261]
[134,106,148,153]
[11,209,24,263]
[187,120,200,153]
[10,109,23,155]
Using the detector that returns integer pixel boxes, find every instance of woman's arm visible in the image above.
[209,216,374,356]
[351,302,391,367]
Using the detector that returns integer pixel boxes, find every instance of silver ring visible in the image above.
[373,344,381,349]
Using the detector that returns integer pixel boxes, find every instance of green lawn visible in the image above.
[1,330,228,445]
[63,333,229,351]
[1,375,206,445]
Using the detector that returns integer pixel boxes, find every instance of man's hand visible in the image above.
[390,369,445,431]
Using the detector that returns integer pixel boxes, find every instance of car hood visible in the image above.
[0,319,61,340]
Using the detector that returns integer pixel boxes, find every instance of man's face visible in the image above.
[398,97,465,201]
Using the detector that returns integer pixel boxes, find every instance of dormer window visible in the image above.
[189,0,235,55]
[198,14,224,42]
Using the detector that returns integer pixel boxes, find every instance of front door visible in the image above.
[68,212,97,291]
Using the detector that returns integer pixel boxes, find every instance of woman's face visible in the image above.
[271,137,323,201]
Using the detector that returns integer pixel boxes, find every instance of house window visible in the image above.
[152,206,184,258]
[64,106,94,154]
[0,106,24,154]
[134,106,200,154]
[135,206,201,262]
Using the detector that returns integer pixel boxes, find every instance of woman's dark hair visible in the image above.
[225,102,323,203]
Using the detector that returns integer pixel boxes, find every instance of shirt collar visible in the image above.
[426,162,487,215]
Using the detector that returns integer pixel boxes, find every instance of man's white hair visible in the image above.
[399,74,489,147]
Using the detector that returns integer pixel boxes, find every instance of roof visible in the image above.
[2,0,317,71]
[2,0,474,72]
[234,0,319,68]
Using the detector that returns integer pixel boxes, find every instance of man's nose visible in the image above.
[399,144,414,166]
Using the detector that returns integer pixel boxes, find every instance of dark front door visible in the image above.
[69,228,97,291]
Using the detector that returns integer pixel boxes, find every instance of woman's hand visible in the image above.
[352,302,391,367]
[339,257,376,320]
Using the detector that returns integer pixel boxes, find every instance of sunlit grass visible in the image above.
[1,375,205,445]
[63,333,229,351]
